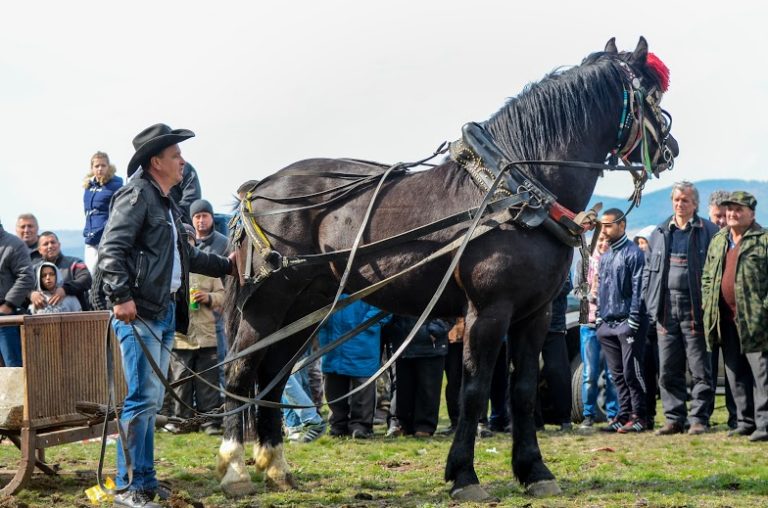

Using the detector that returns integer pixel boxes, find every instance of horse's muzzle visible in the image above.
[666,134,679,158]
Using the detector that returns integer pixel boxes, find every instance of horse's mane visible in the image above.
[485,51,625,160]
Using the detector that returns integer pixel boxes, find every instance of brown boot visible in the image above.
[654,422,684,435]
[688,422,707,435]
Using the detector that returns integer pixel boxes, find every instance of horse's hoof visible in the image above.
[266,473,298,491]
[450,484,498,502]
[220,480,258,498]
[525,479,562,497]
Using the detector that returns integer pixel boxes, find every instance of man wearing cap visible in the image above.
[190,199,228,256]
[643,181,719,435]
[706,189,740,430]
[702,191,768,442]
[92,124,235,508]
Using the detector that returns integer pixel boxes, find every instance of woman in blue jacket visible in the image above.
[319,296,390,438]
[82,151,122,271]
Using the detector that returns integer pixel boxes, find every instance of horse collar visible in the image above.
[450,123,594,245]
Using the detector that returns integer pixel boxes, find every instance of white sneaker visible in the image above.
[286,428,302,442]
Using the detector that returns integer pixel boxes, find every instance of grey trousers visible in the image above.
[720,316,767,431]
[657,291,713,426]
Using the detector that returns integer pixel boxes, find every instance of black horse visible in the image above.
[216,37,677,500]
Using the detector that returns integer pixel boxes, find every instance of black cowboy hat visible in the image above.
[127,123,195,178]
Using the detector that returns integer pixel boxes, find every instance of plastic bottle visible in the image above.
[189,283,200,311]
[85,476,115,505]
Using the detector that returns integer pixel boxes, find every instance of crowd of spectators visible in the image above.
[568,182,766,443]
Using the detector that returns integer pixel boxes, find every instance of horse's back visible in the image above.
[255,158,391,192]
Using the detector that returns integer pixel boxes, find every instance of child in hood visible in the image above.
[29,261,82,314]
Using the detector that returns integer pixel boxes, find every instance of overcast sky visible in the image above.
[2,1,765,233]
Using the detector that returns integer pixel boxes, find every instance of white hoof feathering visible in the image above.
[254,442,296,490]
[217,439,251,486]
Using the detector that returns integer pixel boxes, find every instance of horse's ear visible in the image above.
[604,37,618,54]
[631,36,648,64]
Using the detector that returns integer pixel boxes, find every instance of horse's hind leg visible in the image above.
[217,317,263,497]
[445,301,508,502]
[508,306,561,496]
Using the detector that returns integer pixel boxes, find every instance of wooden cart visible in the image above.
[0,311,126,496]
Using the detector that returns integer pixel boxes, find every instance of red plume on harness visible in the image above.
[646,52,670,92]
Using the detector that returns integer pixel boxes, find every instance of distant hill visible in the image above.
[57,229,86,259]
[55,179,768,257]
[590,179,768,236]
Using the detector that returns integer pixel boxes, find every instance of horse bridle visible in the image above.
[612,59,674,177]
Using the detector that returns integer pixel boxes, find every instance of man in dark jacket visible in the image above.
[643,181,718,436]
[0,221,34,366]
[536,275,573,430]
[382,316,449,437]
[596,209,649,433]
[93,124,234,508]
[32,231,92,311]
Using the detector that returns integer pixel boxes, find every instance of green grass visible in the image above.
[1,397,766,507]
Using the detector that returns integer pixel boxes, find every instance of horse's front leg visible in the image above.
[217,318,262,497]
[445,302,508,502]
[253,354,297,491]
[508,305,561,497]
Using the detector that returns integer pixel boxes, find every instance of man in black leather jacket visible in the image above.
[92,123,234,508]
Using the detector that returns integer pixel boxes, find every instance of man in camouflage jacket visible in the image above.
[702,191,768,442]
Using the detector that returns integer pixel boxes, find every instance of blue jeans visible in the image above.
[112,302,176,491]
[580,325,619,419]
[282,368,322,430]
[0,316,22,367]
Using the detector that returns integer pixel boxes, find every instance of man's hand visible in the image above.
[192,290,210,306]
[113,300,137,324]
[30,291,47,308]
[0,303,14,315]
[48,287,66,306]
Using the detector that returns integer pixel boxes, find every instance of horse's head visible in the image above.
[601,36,679,177]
